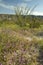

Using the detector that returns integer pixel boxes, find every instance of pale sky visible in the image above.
[0,0,43,16]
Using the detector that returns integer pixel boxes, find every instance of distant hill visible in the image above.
[0,14,43,24]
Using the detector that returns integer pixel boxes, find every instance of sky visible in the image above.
[0,0,43,16]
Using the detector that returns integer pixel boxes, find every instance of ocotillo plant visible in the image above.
[14,5,40,28]
[14,6,34,27]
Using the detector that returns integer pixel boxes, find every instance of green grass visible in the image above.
[0,23,21,30]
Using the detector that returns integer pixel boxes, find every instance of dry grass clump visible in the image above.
[0,29,40,65]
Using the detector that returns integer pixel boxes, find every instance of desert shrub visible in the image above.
[14,6,36,27]
[14,5,41,29]
[29,17,40,28]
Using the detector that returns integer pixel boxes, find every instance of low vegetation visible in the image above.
[0,13,43,65]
